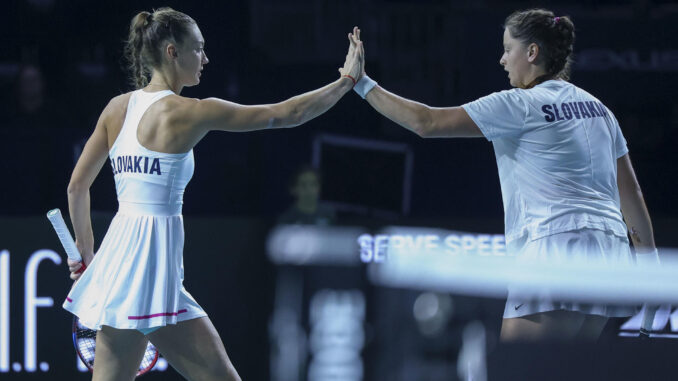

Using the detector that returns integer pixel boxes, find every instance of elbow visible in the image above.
[67,181,88,198]
[414,125,432,138]
[619,179,643,198]
[277,103,304,128]
[633,184,644,197]
[413,126,429,138]
[289,107,305,127]
[412,108,434,138]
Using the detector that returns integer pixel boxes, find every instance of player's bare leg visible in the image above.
[148,316,241,381]
[92,326,148,381]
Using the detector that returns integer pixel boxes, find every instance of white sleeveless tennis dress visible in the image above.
[63,89,207,331]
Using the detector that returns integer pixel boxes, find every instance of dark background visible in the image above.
[2,0,677,220]
[2,0,678,380]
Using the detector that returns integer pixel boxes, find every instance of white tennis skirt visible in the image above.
[63,203,206,330]
[503,228,637,319]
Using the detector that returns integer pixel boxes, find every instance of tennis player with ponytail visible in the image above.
[63,7,362,380]
[349,8,658,342]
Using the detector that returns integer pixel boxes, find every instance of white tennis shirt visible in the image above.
[462,80,629,243]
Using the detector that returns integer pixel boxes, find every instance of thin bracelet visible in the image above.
[342,74,357,87]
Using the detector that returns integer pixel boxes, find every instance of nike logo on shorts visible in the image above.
[514,303,524,310]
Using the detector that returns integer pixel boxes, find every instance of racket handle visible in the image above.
[639,304,657,339]
[46,208,83,262]
[636,250,660,339]
[47,208,87,276]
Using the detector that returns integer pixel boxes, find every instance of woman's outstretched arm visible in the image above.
[353,27,482,138]
[364,86,482,138]
[185,29,363,133]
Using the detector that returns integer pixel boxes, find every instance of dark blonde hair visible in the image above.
[123,7,196,89]
[504,9,575,81]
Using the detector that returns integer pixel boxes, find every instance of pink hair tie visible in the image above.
[553,16,561,24]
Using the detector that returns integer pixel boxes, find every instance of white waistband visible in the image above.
[118,201,182,216]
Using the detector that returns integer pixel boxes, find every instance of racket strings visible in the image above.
[140,343,158,371]
[74,321,97,368]
[73,318,159,376]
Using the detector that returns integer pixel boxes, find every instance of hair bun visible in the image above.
[131,11,152,30]
[504,9,576,81]
[124,8,197,89]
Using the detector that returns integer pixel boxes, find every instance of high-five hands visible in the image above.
[351,27,366,79]
[339,26,365,83]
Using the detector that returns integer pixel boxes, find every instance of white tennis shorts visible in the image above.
[503,228,638,319]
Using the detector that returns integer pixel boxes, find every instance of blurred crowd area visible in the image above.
[2,0,678,221]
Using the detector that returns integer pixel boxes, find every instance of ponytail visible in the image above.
[124,11,152,89]
[123,8,196,89]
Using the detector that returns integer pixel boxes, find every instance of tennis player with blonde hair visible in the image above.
[64,7,362,380]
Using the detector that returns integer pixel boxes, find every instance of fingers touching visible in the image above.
[339,26,365,80]
[350,27,365,77]
[354,27,363,42]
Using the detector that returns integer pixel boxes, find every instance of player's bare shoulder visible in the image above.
[105,92,133,116]
[148,94,208,151]
[100,92,133,144]
[152,94,211,135]
[156,94,200,123]
[100,92,133,125]
[165,95,244,132]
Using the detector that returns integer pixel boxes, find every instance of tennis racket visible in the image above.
[46,208,86,273]
[635,249,661,339]
[639,304,657,339]
[47,208,160,376]
[73,317,159,375]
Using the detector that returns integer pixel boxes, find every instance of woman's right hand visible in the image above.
[67,259,85,281]
[68,240,93,281]
[339,26,364,82]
